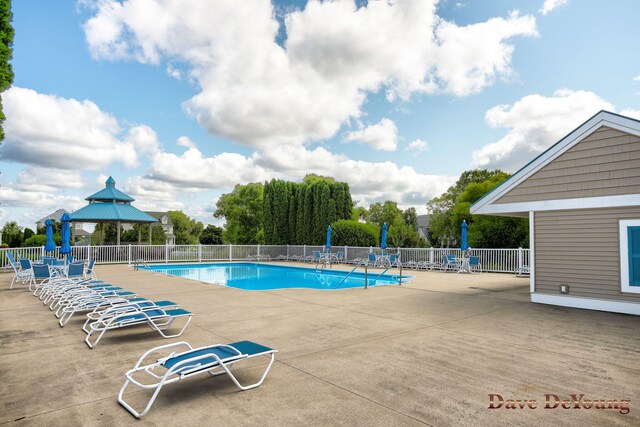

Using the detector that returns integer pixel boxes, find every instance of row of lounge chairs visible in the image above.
[6,252,278,419]
[402,255,483,272]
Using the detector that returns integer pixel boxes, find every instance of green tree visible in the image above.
[23,227,35,240]
[2,220,22,247]
[427,169,506,247]
[199,224,224,245]
[402,207,418,229]
[453,173,528,248]
[22,234,46,247]
[215,182,264,244]
[137,224,167,245]
[351,204,369,222]
[368,201,403,228]
[330,220,379,247]
[168,211,203,244]
[0,0,14,142]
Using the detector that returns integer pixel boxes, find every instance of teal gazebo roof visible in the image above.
[85,176,135,202]
[69,177,157,224]
[70,202,158,223]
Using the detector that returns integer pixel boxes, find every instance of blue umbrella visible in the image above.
[380,223,388,250]
[60,213,72,255]
[461,220,470,251]
[44,219,56,252]
[325,225,332,249]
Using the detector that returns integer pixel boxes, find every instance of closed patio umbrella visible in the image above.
[44,219,56,253]
[60,213,72,256]
[461,220,470,251]
[380,223,388,251]
[325,225,332,249]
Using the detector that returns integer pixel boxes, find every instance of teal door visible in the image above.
[629,227,640,286]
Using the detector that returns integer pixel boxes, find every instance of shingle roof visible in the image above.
[70,202,158,223]
[85,176,135,202]
[145,211,174,225]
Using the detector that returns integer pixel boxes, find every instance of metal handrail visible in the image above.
[334,259,368,289]
[133,259,150,270]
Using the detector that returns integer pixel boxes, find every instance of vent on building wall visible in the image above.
[560,285,570,294]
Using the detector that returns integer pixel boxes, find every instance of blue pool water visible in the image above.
[142,263,403,290]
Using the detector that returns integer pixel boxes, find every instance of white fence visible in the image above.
[1,244,530,274]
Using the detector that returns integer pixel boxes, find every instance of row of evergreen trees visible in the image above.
[262,178,353,245]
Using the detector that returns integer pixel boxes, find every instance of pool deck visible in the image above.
[1,262,638,426]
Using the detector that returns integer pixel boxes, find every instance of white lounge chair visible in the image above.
[84,306,193,348]
[118,340,277,418]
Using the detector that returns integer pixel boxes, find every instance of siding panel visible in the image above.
[534,207,640,302]
[496,127,640,203]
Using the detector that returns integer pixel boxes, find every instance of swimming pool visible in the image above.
[142,263,404,290]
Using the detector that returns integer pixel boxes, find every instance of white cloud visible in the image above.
[619,109,640,120]
[404,139,430,154]
[344,118,398,151]
[0,87,139,169]
[539,0,569,15]
[176,136,196,149]
[82,0,537,148]
[434,11,538,96]
[147,147,268,189]
[13,167,85,193]
[166,64,182,80]
[472,89,614,171]
[0,185,85,210]
[633,75,640,81]
[143,142,453,207]
[124,124,161,156]
[121,176,186,211]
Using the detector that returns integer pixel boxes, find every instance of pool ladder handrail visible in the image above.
[367,260,406,288]
[133,259,150,270]
[334,259,368,289]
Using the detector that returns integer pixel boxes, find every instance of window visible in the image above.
[620,220,640,293]
[162,216,168,224]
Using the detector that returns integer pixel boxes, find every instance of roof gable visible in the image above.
[471,111,640,216]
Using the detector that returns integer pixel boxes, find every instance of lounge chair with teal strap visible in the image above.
[6,252,32,289]
[84,306,193,348]
[118,340,277,418]
[58,297,178,327]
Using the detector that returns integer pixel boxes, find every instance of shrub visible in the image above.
[22,234,47,247]
[330,220,379,247]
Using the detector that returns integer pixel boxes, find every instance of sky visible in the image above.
[1,0,640,230]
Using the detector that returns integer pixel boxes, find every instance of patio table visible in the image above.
[455,257,471,274]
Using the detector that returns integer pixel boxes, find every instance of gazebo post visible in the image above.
[148,223,152,245]
[117,220,121,246]
[71,220,75,244]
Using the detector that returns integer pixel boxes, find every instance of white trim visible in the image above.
[620,219,640,294]
[529,211,535,294]
[471,111,640,215]
[531,293,640,315]
[475,194,640,215]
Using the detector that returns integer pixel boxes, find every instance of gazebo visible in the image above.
[69,177,158,245]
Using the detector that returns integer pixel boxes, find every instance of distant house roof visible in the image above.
[417,214,430,228]
[36,208,68,226]
[145,211,174,225]
[85,176,135,202]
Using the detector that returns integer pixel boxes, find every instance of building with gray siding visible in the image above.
[471,111,640,315]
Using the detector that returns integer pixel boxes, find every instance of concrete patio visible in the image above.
[1,263,638,426]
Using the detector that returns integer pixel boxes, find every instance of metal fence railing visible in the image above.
[1,244,530,274]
